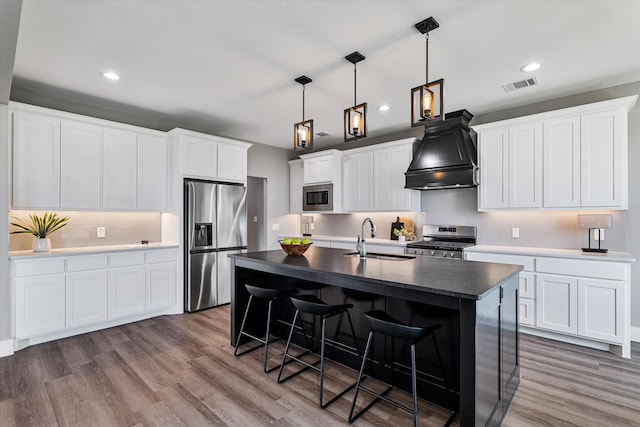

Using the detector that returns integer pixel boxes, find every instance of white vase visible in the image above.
[398,235,406,243]
[33,238,51,252]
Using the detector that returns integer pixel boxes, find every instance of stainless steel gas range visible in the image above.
[405,225,476,259]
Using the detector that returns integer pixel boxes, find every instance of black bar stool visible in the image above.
[348,310,453,427]
[277,294,362,408]
[234,284,292,373]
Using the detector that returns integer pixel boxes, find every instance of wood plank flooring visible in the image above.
[1,305,638,426]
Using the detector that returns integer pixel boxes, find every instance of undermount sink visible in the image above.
[343,251,415,261]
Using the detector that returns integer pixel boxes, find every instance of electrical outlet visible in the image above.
[253,216,258,223]
[97,227,106,238]
[512,227,520,238]
[272,223,280,231]
[594,228,604,241]
[310,223,315,231]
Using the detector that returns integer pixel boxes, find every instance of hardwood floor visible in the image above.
[1,306,638,426]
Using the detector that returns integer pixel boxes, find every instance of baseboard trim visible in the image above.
[631,326,640,343]
[0,339,14,358]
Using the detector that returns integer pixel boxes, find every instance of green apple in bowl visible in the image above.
[301,238,311,245]
[282,238,293,245]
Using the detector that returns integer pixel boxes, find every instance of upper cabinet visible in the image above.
[11,103,169,212]
[343,138,420,213]
[168,128,251,184]
[300,149,342,185]
[474,96,636,211]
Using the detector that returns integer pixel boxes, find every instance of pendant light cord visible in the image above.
[354,63,357,105]
[302,84,306,121]
[425,32,429,84]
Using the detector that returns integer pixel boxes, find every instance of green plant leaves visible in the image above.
[10,212,70,238]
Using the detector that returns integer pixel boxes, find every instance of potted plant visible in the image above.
[10,212,70,252]
[393,227,415,243]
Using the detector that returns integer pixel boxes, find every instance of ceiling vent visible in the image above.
[315,131,330,137]
[502,77,539,93]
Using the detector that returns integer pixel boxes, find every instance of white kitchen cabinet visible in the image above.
[466,246,632,357]
[580,108,626,208]
[508,123,542,208]
[289,159,304,214]
[66,270,109,328]
[543,116,580,207]
[578,278,625,344]
[180,133,218,179]
[60,120,102,209]
[102,127,138,210]
[137,134,168,211]
[478,129,509,209]
[108,266,146,319]
[217,141,248,183]
[15,274,66,338]
[145,249,177,310]
[535,273,578,335]
[301,150,341,184]
[342,138,420,213]
[12,111,61,208]
[475,96,635,211]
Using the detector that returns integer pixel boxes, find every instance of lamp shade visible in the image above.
[578,214,613,229]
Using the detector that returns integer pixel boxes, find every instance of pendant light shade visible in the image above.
[411,17,444,127]
[344,51,367,142]
[294,75,314,150]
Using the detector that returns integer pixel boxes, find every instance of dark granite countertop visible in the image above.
[231,246,522,300]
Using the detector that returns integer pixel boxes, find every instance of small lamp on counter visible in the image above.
[578,214,612,253]
[301,215,314,237]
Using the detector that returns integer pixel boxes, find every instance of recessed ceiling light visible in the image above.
[520,63,542,73]
[102,71,121,81]
[378,105,390,111]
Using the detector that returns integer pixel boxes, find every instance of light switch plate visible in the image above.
[512,228,520,238]
[97,227,106,238]
[272,223,280,231]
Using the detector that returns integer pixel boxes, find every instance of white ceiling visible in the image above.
[11,0,640,150]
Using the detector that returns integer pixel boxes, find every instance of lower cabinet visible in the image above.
[15,274,66,338]
[536,273,578,334]
[108,266,147,319]
[12,248,177,343]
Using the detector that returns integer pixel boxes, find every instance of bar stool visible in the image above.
[234,284,292,373]
[277,294,362,408]
[348,310,452,427]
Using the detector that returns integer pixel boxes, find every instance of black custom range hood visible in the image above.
[405,109,478,190]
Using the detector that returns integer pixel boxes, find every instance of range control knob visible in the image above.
[450,252,456,257]
[442,252,447,257]
[430,250,435,256]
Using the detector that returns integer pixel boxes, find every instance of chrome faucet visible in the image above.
[356,217,376,258]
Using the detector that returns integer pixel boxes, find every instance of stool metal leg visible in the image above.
[263,299,275,373]
[348,330,373,423]
[234,295,255,356]
[411,342,419,427]
[278,309,301,383]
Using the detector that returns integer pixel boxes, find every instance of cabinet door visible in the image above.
[15,274,66,338]
[289,160,304,214]
[388,144,418,211]
[12,111,61,208]
[543,117,580,207]
[146,262,176,311]
[535,273,577,334]
[578,278,625,344]
[108,266,146,319]
[103,128,137,209]
[580,109,626,207]
[354,152,374,211]
[478,129,509,209]
[137,134,168,211]
[217,143,247,183]
[304,156,333,184]
[66,270,108,328]
[60,120,102,209]
[373,150,391,210]
[509,123,542,208]
[182,135,218,178]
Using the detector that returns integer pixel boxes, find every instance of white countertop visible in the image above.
[288,234,411,247]
[465,244,635,263]
[9,243,179,260]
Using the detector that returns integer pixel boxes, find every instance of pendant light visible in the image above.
[344,51,367,142]
[411,17,444,127]
[294,76,314,150]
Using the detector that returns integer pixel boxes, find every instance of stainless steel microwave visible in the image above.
[303,183,333,211]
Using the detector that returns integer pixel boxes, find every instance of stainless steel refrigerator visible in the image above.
[184,179,247,312]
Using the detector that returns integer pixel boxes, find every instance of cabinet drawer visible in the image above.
[14,259,65,278]
[536,257,627,281]
[110,252,145,267]
[145,249,176,264]
[519,271,535,299]
[465,252,534,271]
[66,255,108,272]
[519,298,535,326]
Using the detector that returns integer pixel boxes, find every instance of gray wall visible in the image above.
[423,81,640,326]
[247,142,299,249]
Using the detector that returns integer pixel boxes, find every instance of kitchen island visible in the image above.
[230,247,522,426]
